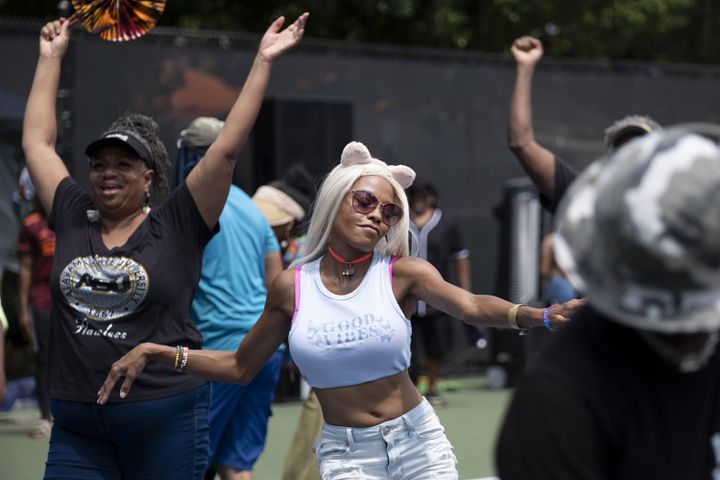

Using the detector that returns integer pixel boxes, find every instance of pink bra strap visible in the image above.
[389,255,400,283]
[292,267,302,328]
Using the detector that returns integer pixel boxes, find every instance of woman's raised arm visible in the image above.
[23,18,76,214]
[186,12,309,229]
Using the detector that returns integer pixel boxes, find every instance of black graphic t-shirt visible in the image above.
[48,177,216,402]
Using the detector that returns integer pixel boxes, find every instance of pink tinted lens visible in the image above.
[381,204,403,226]
[352,190,379,213]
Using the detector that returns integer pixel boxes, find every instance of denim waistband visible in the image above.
[321,398,435,445]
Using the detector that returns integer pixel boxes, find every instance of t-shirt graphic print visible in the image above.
[60,255,149,322]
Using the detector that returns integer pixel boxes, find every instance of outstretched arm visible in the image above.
[22,18,76,214]
[97,268,296,404]
[394,256,583,330]
[186,13,309,229]
[508,36,557,201]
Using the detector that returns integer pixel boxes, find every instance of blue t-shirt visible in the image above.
[190,185,280,351]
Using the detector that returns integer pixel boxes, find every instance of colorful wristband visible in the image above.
[543,305,556,331]
[174,346,189,373]
[173,345,181,371]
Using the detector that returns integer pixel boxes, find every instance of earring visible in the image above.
[142,191,151,214]
[385,234,389,243]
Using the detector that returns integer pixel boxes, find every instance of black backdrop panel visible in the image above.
[3,24,720,299]
[252,98,353,186]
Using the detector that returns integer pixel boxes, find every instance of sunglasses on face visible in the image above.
[350,190,403,226]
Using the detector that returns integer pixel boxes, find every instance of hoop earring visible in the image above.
[142,191,151,214]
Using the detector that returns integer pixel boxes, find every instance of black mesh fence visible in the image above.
[3,18,720,375]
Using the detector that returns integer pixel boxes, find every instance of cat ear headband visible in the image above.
[340,141,416,189]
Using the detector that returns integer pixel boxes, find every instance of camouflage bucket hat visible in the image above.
[554,124,720,334]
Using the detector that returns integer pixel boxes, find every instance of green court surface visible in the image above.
[0,376,510,479]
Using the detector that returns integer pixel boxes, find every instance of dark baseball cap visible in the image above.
[85,130,155,169]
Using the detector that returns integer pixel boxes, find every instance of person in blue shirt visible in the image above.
[178,116,284,480]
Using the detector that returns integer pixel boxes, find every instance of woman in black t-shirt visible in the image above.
[23,14,308,479]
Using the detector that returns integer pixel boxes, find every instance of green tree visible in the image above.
[0,0,717,63]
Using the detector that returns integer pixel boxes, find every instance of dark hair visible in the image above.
[271,165,316,213]
[406,177,438,203]
[272,165,316,237]
[104,112,170,202]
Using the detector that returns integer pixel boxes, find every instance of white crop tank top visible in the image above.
[288,251,412,389]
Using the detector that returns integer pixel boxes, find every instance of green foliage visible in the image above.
[1,0,718,63]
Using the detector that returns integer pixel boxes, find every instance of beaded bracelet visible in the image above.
[173,345,182,371]
[179,346,189,373]
[543,305,557,331]
[174,346,190,373]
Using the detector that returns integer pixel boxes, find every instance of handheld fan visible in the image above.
[70,0,166,42]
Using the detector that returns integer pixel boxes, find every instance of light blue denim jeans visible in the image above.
[315,398,458,479]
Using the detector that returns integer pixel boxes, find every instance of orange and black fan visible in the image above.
[70,0,166,42]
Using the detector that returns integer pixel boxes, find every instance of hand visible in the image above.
[511,36,544,67]
[97,343,151,404]
[39,17,77,59]
[257,12,309,63]
[548,297,587,329]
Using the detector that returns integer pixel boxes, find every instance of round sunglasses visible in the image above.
[350,189,403,226]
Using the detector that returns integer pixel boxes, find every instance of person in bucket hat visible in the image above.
[496,125,720,480]
[177,116,284,480]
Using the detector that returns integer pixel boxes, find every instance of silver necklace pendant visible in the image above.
[342,264,355,277]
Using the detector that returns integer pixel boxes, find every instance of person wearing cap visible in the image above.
[496,126,720,479]
[249,168,318,480]
[252,165,314,263]
[178,116,284,480]
[508,35,660,214]
[98,140,583,479]
[22,13,307,479]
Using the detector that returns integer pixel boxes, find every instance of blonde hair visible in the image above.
[290,162,410,268]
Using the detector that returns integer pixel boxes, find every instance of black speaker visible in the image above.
[488,178,541,388]
[251,99,353,189]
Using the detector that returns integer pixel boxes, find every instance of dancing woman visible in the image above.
[98,142,581,479]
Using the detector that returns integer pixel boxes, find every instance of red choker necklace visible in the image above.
[327,246,373,277]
